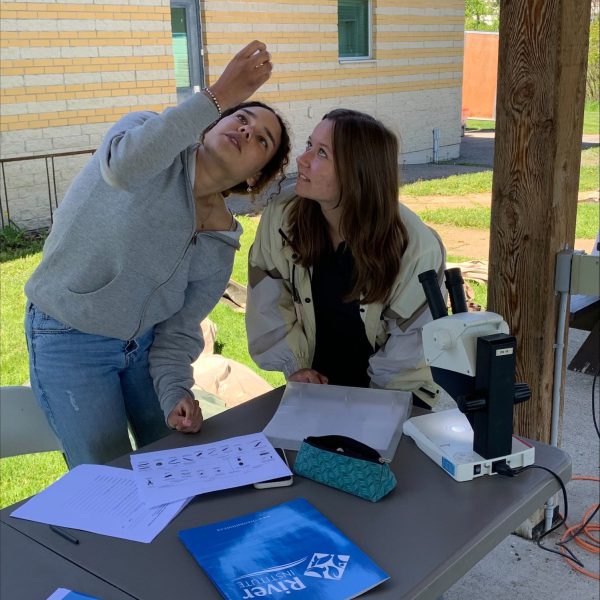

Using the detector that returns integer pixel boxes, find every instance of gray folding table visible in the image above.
[0,522,136,600]
[0,387,571,600]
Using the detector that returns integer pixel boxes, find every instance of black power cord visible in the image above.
[494,462,585,568]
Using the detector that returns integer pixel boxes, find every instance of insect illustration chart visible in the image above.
[130,433,292,506]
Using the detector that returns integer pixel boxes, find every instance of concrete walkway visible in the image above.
[401,130,599,184]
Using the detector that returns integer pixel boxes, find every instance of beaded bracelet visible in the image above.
[202,87,222,117]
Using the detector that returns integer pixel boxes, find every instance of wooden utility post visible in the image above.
[489,0,592,443]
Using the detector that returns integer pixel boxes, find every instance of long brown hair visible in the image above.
[287,109,409,304]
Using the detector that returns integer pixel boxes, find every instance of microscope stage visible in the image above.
[403,409,535,482]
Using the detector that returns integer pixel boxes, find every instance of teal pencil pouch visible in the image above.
[293,435,397,502]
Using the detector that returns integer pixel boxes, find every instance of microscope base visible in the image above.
[403,409,535,482]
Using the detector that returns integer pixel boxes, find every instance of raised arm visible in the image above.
[98,40,274,191]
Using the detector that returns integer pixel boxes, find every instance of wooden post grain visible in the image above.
[489,0,592,443]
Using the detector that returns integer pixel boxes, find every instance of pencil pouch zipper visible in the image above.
[303,435,389,464]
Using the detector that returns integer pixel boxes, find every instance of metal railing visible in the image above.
[0,149,95,230]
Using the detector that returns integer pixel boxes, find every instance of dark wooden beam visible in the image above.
[488,0,592,443]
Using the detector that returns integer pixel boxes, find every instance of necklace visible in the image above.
[196,202,214,230]
[195,196,236,231]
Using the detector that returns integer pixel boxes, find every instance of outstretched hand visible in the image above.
[288,368,329,384]
[208,40,273,111]
[167,396,203,433]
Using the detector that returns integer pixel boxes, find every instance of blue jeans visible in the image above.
[25,303,170,468]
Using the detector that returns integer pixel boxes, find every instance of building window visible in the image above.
[171,8,191,88]
[170,0,204,102]
[338,0,371,59]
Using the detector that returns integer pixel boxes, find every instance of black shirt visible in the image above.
[310,243,373,387]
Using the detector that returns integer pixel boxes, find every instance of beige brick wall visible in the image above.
[0,0,176,227]
[202,0,464,164]
[1,0,176,142]
[1,0,464,228]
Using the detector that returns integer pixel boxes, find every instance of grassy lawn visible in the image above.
[0,215,283,508]
[583,101,599,136]
[466,118,495,131]
[580,145,599,168]
[465,101,599,135]
[416,202,598,239]
[403,171,494,196]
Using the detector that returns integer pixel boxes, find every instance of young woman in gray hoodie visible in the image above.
[24,41,291,468]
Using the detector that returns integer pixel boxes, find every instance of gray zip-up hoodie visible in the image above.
[25,92,242,420]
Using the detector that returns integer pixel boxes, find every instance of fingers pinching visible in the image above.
[210,40,274,109]
[240,40,266,58]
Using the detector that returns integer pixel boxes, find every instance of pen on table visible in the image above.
[49,524,79,545]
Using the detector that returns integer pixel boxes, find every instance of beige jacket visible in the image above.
[246,187,446,405]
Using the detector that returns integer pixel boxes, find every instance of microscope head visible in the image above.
[418,269,530,459]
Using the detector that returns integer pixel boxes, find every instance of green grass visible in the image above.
[465,101,599,135]
[217,214,285,388]
[0,253,41,386]
[466,118,495,131]
[583,101,599,135]
[231,215,258,286]
[402,171,494,196]
[580,146,599,167]
[580,165,600,192]
[1,453,67,509]
[417,203,598,239]
[420,207,491,228]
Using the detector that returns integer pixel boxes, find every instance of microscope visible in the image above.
[402,269,535,481]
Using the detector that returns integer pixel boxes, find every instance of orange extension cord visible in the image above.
[559,475,599,580]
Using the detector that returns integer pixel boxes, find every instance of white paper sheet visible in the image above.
[262,382,413,461]
[10,465,189,543]
[130,433,292,506]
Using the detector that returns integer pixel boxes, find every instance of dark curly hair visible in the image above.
[202,101,290,196]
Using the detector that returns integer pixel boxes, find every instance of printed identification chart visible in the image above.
[130,433,292,506]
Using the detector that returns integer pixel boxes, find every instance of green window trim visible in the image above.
[338,0,371,59]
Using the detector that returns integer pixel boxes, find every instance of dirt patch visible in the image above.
[401,190,599,212]
[434,225,595,261]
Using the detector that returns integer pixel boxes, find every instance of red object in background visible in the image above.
[462,31,499,120]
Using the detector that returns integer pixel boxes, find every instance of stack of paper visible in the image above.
[11,433,292,543]
[11,464,188,543]
[129,433,292,506]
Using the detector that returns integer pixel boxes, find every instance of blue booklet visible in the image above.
[46,590,102,600]
[179,498,389,599]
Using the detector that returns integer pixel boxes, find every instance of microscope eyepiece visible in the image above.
[418,269,448,320]
[444,268,469,314]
